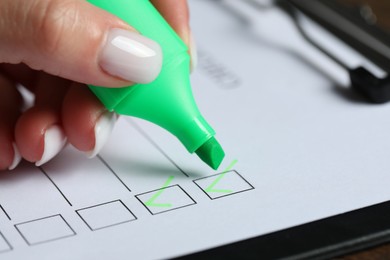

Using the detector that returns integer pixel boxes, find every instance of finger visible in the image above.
[151,0,197,70]
[0,63,37,92]
[0,74,22,170]
[62,83,116,157]
[151,0,190,44]
[15,74,69,165]
[0,0,162,86]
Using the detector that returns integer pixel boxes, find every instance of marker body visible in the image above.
[88,0,224,168]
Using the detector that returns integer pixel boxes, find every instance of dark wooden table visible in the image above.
[340,244,390,259]
[339,0,390,31]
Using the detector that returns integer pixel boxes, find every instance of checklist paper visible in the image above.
[2,0,390,259]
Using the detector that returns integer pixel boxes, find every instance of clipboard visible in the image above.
[182,200,390,259]
[180,1,390,258]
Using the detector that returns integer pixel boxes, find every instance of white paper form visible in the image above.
[2,0,390,259]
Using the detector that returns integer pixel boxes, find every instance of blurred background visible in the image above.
[338,0,390,31]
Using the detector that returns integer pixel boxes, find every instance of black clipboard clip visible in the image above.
[239,0,390,104]
[349,67,390,104]
[277,0,390,104]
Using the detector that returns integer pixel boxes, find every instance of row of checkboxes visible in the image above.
[0,171,253,249]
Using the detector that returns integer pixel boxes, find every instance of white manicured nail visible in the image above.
[8,143,22,170]
[100,28,163,84]
[189,32,198,73]
[85,111,116,158]
[35,125,67,166]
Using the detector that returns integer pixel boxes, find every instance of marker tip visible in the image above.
[195,137,225,170]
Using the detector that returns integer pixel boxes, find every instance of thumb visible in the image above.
[0,0,162,87]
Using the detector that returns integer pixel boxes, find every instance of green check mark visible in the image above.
[205,159,238,194]
[145,176,175,208]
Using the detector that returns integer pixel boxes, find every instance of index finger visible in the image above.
[151,0,190,45]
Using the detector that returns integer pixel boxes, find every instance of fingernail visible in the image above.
[8,143,22,170]
[100,28,163,84]
[35,125,67,167]
[85,111,116,158]
[189,32,198,73]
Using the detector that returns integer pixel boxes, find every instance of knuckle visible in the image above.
[30,0,80,55]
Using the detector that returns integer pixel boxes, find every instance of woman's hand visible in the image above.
[0,0,195,170]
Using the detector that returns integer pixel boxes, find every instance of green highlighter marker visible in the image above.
[87,0,225,169]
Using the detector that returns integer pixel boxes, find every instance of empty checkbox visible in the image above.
[0,232,11,253]
[15,215,75,246]
[76,200,136,231]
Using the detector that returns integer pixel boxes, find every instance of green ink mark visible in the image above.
[145,176,175,208]
[205,159,238,193]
